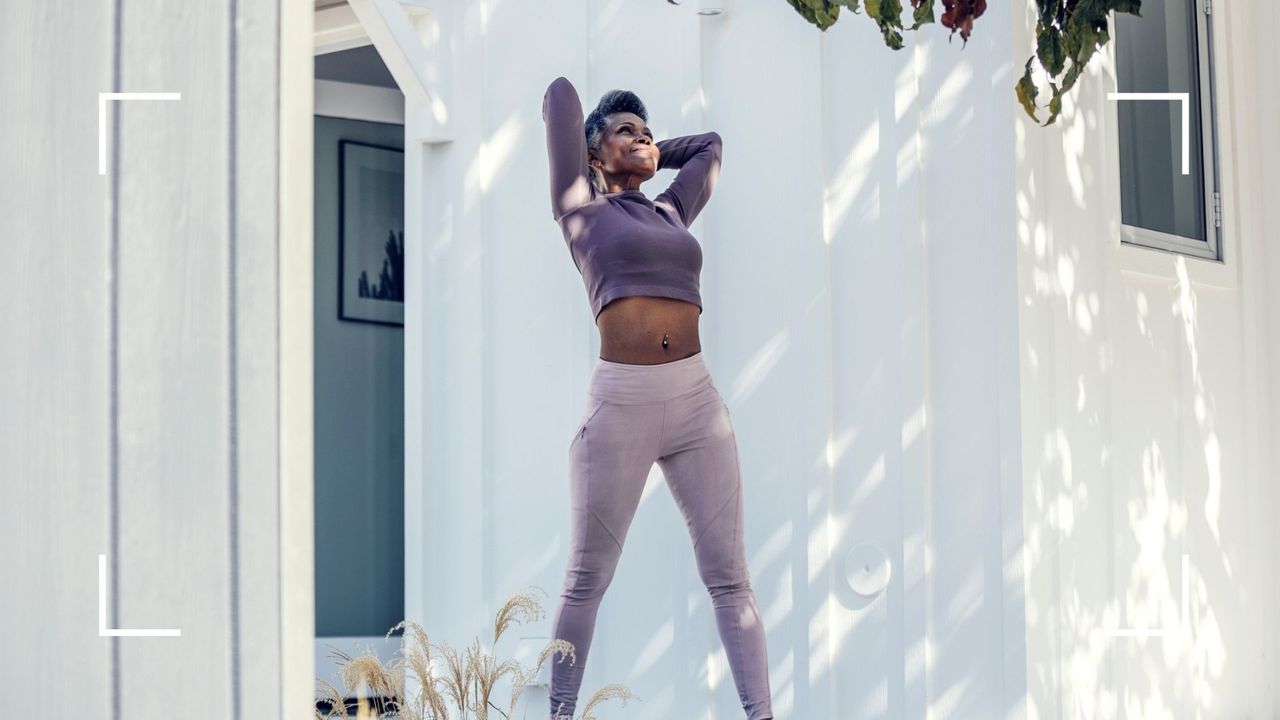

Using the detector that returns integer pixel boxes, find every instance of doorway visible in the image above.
[312,18,407,705]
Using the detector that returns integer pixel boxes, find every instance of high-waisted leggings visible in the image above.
[548,350,774,720]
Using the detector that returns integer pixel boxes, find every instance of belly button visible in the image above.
[662,333,669,349]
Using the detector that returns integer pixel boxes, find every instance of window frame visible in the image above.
[1113,0,1223,262]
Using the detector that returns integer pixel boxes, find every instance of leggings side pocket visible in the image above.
[569,398,607,453]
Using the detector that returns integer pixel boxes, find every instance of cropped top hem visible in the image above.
[593,284,703,320]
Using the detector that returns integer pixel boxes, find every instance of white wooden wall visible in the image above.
[1013,0,1280,716]
[6,0,1273,717]
[405,1,1026,717]
[1,0,314,717]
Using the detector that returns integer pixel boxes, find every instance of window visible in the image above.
[1114,0,1221,260]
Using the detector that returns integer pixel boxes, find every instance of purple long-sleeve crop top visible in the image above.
[542,75,722,320]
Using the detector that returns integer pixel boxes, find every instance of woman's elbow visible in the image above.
[545,75,575,99]
[705,131,723,162]
[543,76,580,120]
[704,130,722,151]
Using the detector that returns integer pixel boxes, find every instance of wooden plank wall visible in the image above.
[0,0,308,716]
[1,1,115,717]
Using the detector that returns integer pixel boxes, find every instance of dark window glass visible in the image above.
[1115,0,1207,242]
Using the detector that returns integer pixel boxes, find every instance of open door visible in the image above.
[310,2,409,712]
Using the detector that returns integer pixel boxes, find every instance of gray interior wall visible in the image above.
[312,114,404,638]
[0,0,291,717]
[315,44,399,89]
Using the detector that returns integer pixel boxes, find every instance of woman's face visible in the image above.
[589,112,659,184]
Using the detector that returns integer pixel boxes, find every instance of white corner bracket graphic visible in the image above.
[1106,92,1191,175]
[1105,553,1190,639]
[98,554,181,637]
[98,92,182,175]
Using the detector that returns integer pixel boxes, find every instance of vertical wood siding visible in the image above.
[1,0,296,716]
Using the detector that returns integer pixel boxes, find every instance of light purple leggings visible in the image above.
[548,351,773,720]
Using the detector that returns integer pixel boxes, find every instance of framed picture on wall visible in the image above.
[339,139,404,326]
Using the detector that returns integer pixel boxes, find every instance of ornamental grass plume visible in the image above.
[315,585,640,719]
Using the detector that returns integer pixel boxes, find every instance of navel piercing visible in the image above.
[662,333,669,348]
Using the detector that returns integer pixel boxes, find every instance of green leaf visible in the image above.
[1060,62,1082,94]
[865,0,906,49]
[1036,0,1054,26]
[1016,57,1040,121]
[1036,23,1065,75]
[1044,81,1063,126]
[786,0,842,30]
[778,0,1136,126]
[909,0,935,30]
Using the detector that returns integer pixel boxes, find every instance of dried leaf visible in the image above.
[939,0,987,45]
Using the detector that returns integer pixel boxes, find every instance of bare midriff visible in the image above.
[596,296,701,365]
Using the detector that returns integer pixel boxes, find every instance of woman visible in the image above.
[542,75,774,720]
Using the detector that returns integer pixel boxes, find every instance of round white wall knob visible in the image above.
[844,543,891,597]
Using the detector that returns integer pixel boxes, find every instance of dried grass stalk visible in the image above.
[315,585,640,719]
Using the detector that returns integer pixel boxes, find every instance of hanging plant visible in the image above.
[783,0,1144,125]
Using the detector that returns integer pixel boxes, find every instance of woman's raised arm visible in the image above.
[542,76,594,222]
[654,131,722,227]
